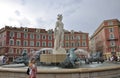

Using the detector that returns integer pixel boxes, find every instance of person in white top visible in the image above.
[29,58,37,78]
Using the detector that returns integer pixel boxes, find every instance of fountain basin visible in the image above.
[0,63,120,78]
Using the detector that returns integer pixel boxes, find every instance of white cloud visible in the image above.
[0,0,120,36]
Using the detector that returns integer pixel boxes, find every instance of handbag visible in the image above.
[26,68,30,75]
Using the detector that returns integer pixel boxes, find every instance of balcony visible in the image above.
[7,53,21,56]
[108,45,117,48]
[107,37,118,41]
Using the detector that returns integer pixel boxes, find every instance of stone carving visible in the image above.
[53,14,66,54]
[60,48,81,68]
[13,52,29,66]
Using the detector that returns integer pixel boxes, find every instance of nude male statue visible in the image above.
[54,14,64,51]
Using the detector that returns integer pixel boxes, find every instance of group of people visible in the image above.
[108,55,120,62]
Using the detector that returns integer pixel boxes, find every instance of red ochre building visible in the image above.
[90,19,120,58]
[0,26,89,62]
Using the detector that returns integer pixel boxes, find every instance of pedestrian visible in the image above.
[118,56,120,62]
[29,58,37,78]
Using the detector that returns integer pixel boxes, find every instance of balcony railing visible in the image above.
[107,37,118,41]
[108,45,117,48]
[6,53,21,56]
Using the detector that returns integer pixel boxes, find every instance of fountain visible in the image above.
[0,14,120,78]
[40,14,67,64]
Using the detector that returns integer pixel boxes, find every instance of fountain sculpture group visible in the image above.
[12,14,81,68]
[1,14,120,78]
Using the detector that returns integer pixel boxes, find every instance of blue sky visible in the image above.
[0,0,120,36]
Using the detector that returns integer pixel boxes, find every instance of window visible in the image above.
[109,28,114,32]
[9,39,14,45]
[36,41,40,47]
[23,40,28,46]
[76,42,80,47]
[9,48,13,54]
[17,33,21,38]
[82,41,86,46]
[76,36,80,40]
[108,21,113,25]
[36,34,40,40]
[30,34,34,39]
[110,41,115,46]
[71,42,75,47]
[71,36,74,40]
[82,34,86,39]
[30,41,34,46]
[2,40,5,46]
[24,28,28,32]
[65,42,69,47]
[24,33,28,39]
[16,49,20,54]
[16,40,21,46]
[65,35,69,40]
[19,49,21,54]
[48,42,52,47]
[10,32,14,37]
[48,35,52,40]
[42,35,46,40]
[48,30,53,34]
[42,41,46,47]
[110,33,114,39]
[1,34,6,38]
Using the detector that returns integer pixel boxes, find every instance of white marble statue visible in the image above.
[53,14,66,54]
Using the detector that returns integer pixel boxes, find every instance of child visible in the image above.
[29,58,37,78]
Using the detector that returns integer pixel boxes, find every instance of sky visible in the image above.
[0,0,120,36]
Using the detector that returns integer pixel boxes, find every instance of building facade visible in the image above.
[0,26,89,62]
[90,19,120,58]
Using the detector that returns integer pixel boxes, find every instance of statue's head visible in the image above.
[57,14,63,20]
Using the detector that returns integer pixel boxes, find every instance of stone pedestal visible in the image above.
[40,48,66,63]
[40,54,66,63]
[53,48,66,54]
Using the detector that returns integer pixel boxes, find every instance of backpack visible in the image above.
[26,68,30,75]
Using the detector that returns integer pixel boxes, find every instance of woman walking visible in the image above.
[29,58,37,78]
